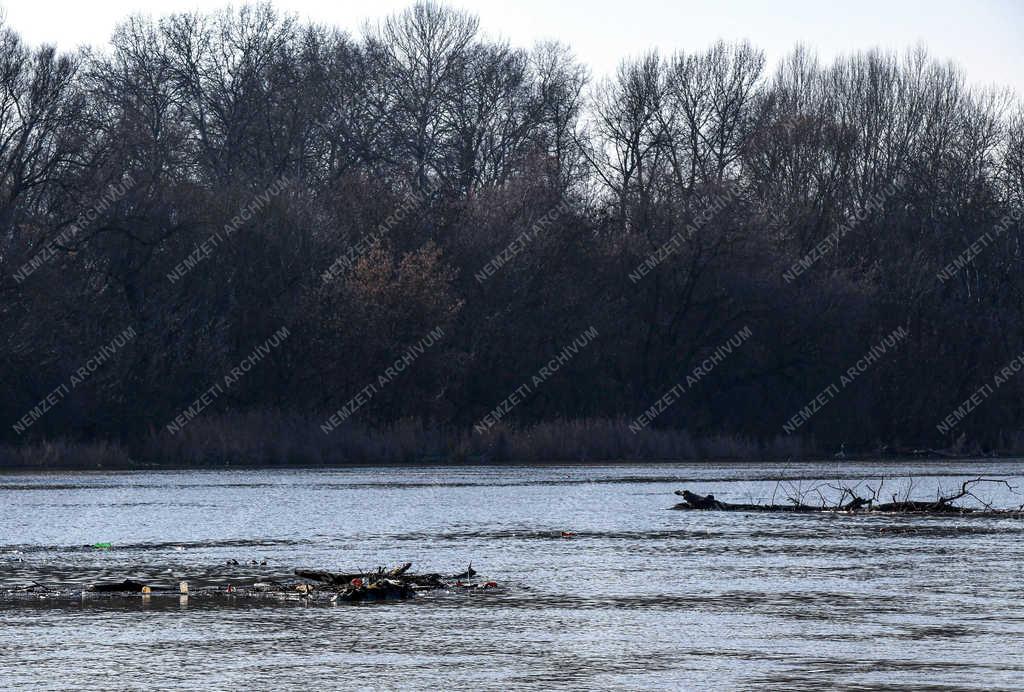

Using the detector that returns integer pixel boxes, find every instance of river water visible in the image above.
[1,461,1023,690]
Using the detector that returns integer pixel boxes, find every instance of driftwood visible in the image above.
[294,563,418,600]
[673,478,1024,516]
[293,563,486,601]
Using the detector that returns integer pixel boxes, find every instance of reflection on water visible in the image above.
[1,462,1023,690]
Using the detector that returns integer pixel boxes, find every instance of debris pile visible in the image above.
[1,562,499,605]
[294,562,496,602]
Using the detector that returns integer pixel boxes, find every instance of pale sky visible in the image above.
[2,0,1022,93]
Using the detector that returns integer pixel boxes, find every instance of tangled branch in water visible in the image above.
[673,478,1024,515]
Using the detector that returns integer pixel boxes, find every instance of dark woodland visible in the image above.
[2,1,1023,465]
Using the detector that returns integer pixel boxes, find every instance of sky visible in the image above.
[2,0,1022,93]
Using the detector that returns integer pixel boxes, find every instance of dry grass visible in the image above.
[0,411,834,469]
[133,412,448,466]
[0,439,133,469]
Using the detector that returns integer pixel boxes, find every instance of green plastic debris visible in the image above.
[92,542,112,550]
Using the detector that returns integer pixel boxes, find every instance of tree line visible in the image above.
[2,1,1023,458]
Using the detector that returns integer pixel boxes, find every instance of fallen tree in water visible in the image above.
[673,478,1024,516]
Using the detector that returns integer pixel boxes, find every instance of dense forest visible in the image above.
[2,2,1023,464]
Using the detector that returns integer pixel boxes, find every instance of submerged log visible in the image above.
[673,490,817,513]
[89,579,151,593]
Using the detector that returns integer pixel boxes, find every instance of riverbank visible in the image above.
[1,412,1015,470]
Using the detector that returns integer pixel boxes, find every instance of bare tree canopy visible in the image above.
[1,2,1023,461]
